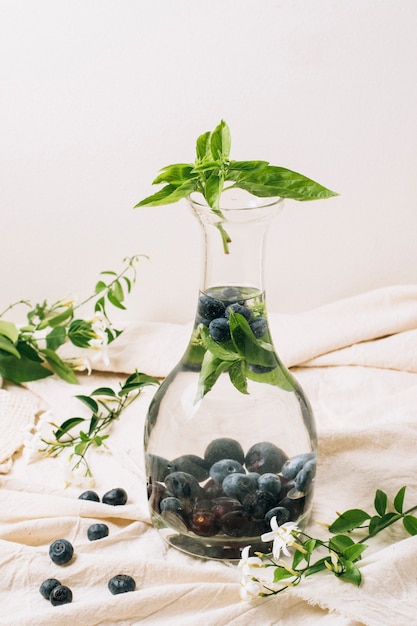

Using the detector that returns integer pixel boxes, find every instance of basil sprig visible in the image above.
[196,311,295,398]
[135,120,338,253]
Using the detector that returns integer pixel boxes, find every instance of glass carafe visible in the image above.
[144,189,317,560]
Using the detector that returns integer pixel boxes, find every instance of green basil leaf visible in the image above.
[235,165,338,201]
[228,312,277,367]
[198,325,239,361]
[0,320,19,344]
[196,130,212,162]
[374,489,388,516]
[403,515,417,536]
[394,486,406,514]
[204,171,224,211]
[153,163,196,185]
[228,360,248,394]
[210,119,231,160]
[197,351,232,398]
[329,509,371,533]
[134,181,196,207]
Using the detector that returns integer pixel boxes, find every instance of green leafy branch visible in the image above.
[240,486,417,599]
[40,372,160,478]
[135,120,338,253]
[0,255,145,385]
[195,311,295,399]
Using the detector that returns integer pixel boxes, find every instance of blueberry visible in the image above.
[39,578,61,600]
[49,539,74,565]
[294,458,317,493]
[146,454,177,482]
[203,478,225,499]
[148,480,169,513]
[78,490,100,502]
[102,488,128,506]
[170,454,209,482]
[165,471,202,499]
[258,473,282,499]
[87,523,109,541]
[249,317,268,338]
[225,303,253,321]
[197,294,226,321]
[50,584,73,606]
[281,452,316,480]
[243,490,276,519]
[245,442,288,474]
[208,317,231,342]
[108,574,136,595]
[278,496,306,521]
[209,459,245,484]
[204,437,245,466]
[160,496,184,513]
[265,506,290,527]
[222,472,259,502]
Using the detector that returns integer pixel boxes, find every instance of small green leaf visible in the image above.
[339,561,362,586]
[196,130,212,162]
[0,335,21,358]
[68,319,95,348]
[75,394,99,413]
[41,349,78,384]
[74,441,87,456]
[95,280,107,293]
[403,515,417,536]
[134,181,196,208]
[153,163,196,185]
[272,566,295,582]
[304,558,328,577]
[204,171,224,212]
[343,543,368,563]
[292,548,306,569]
[0,320,19,343]
[46,326,67,351]
[112,280,125,303]
[210,119,231,160]
[90,387,117,397]
[329,509,371,533]
[329,534,355,553]
[394,486,406,514]
[41,306,74,329]
[107,290,126,310]
[228,360,248,394]
[54,417,85,439]
[374,489,388,516]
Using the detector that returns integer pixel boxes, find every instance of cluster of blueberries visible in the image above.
[148,437,316,540]
[39,488,136,606]
[196,290,268,343]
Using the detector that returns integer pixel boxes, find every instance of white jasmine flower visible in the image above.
[239,575,265,601]
[238,545,264,576]
[69,356,92,375]
[261,518,301,561]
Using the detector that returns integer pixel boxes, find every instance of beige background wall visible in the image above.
[1,0,416,323]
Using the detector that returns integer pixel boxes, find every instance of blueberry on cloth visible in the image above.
[87,523,109,541]
[39,578,61,599]
[78,490,100,502]
[108,574,136,595]
[49,539,74,565]
[50,584,73,606]
[102,487,128,506]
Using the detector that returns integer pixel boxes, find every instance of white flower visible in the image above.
[239,576,265,601]
[261,518,300,561]
[69,356,92,375]
[238,545,264,576]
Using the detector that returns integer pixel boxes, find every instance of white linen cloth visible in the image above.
[1,284,417,625]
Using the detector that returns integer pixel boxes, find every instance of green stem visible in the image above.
[359,503,417,543]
